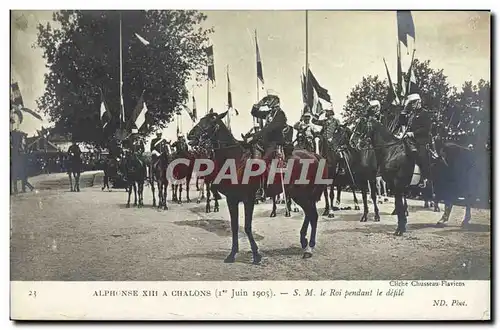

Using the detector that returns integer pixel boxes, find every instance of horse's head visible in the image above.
[187,111,229,145]
[334,124,353,148]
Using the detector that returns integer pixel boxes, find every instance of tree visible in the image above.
[342,75,388,127]
[36,10,213,146]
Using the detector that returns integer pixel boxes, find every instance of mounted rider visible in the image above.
[400,93,433,187]
[294,110,316,153]
[172,134,189,157]
[311,104,340,157]
[242,91,288,161]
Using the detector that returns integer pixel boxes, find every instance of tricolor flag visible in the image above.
[205,46,215,82]
[132,90,148,130]
[397,11,416,49]
[308,68,331,103]
[192,96,197,122]
[227,70,233,109]
[301,73,308,109]
[255,30,264,84]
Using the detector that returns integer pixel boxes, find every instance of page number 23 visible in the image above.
[28,290,37,298]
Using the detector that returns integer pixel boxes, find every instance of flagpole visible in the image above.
[255,29,259,129]
[206,80,209,115]
[119,11,124,129]
[227,64,231,131]
[304,10,309,116]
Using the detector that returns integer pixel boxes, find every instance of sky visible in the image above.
[11,10,490,144]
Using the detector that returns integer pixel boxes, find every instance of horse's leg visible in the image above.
[172,184,177,202]
[298,200,311,256]
[76,173,80,192]
[205,182,211,213]
[322,186,330,216]
[437,201,452,225]
[394,191,407,236]
[126,183,132,208]
[178,183,183,204]
[213,187,220,212]
[196,177,200,191]
[305,200,319,258]
[433,194,441,212]
[370,180,380,222]
[138,182,144,207]
[163,181,169,210]
[285,194,291,218]
[186,175,191,203]
[292,199,299,212]
[270,195,277,217]
[332,184,339,210]
[224,198,240,263]
[151,178,156,207]
[404,195,409,217]
[462,204,471,227]
[360,184,369,222]
[68,173,74,192]
[244,198,262,264]
[133,183,138,206]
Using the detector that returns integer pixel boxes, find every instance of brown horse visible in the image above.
[187,110,327,263]
[150,141,172,210]
[170,149,195,204]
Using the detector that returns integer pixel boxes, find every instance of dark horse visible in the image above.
[150,141,172,210]
[317,133,340,218]
[188,110,327,263]
[170,149,195,204]
[335,125,380,222]
[356,117,415,235]
[433,141,490,227]
[67,144,83,192]
[123,150,147,208]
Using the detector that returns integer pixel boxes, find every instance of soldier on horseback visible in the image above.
[401,93,433,187]
[172,134,189,156]
[242,92,288,160]
[311,104,340,157]
[294,111,316,153]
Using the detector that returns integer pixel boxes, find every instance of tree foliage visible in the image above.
[342,58,490,146]
[36,10,213,146]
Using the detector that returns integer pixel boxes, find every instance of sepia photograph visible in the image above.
[9,7,491,320]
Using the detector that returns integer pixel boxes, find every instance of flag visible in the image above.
[192,96,197,122]
[227,70,233,109]
[406,65,419,96]
[397,11,416,48]
[255,30,264,84]
[383,58,400,106]
[99,88,110,129]
[308,68,331,103]
[132,91,148,130]
[301,72,308,108]
[135,33,150,46]
[10,82,24,108]
[205,46,215,82]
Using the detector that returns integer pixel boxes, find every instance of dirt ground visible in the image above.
[10,172,491,281]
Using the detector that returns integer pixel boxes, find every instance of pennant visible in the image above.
[383,58,400,106]
[99,88,110,129]
[405,50,417,97]
[255,30,264,84]
[397,11,416,48]
[227,70,233,109]
[308,68,331,103]
[205,46,215,82]
[132,91,148,130]
[135,33,150,46]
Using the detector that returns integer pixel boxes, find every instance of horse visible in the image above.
[122,149,147,208]
[170,147,195,204]
[433,141,489,227]
[150,140,172,210]
[334,125,380,222]
[187,137,222,213]
[317,135,340,218]
[187,110,327,263]
[67,146,82,192]
[356,117,416,235]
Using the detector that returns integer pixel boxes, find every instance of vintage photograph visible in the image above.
[10,10,490,285]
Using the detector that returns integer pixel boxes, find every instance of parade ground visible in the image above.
[10,172,491,281]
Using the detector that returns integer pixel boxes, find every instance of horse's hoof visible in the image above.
[393,229,403,236]
[333,206,340,211]
[206,208,211,213]
[254,200,260,205]
[302,252,313,259]
[461,221,470,228]
[322,209,329,216]
[214,207,219,212]
[224,255,236,263]
[391,209,397,215]
[270,212,276,218]
[153,202,156,207]
[293,208,299,212]
[253,254,262,265]
[360,215,367,222]
[186,199,191,203]
[328,212,335,219]
[374,215,380,222]
[164,206,169,211]
[354,205,360,210]
[126,204,130,208]
[285,212,291,218]
[197,200,201,204]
